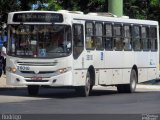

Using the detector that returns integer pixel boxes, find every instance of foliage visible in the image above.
[0,0,160,26]
[0,0,20,25]
[150,0,159,6]
[124,0,160,22]
[34,0,108,13]
[32,0,62,11]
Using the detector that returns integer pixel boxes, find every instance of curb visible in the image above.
[137,84,160,90]
[0,86,26,91]
[1,85,159,89]
[93,84,160,91]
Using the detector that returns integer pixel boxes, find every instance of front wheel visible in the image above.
[75,71,92,97]
[27,85,39,96]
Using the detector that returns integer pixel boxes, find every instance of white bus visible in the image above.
[6,11,159,96]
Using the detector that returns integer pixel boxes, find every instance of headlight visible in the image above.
[12,68,17,73]
[56,67,71,74]
[7,67,17,73]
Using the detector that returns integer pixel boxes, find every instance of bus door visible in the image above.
[72,22,85,85]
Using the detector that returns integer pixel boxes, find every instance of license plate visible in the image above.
[31,76,42,80]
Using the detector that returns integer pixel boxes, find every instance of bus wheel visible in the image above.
[128,69,137,93]
[117,69,137,93]
[27,85,39,96]
[75,71,91,97]
[117,85,125,93]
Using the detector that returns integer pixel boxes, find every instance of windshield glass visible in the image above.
[8,25,72,58]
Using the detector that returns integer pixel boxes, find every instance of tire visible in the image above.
[75,71,92,97]
[128,69,137,93]
[117,69,137,93]
[117,85,125,93]
[27,85,39,96]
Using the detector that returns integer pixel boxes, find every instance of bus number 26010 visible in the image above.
[17,66,30,71]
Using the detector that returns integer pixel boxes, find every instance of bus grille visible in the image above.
[20,71,55,74]
[25,80,49,82]
[17,62,57,66]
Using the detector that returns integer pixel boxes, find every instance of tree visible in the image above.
[1,0,160,26]
[19,0,33,10]
[59,0,108,13]
[28,0,108,12]
[124,0,160,22]
[0,0,20,30]
[33,0,62,11]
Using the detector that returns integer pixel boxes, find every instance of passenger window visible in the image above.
[150,27,157,51]
[141,26,149,50]
[104,23,113,50]
[123,25,132,50]
[85,22,95,50]
[113,24,123,50]
[95,23,104,50]
[132,26,141,50]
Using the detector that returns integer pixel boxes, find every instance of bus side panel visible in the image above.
[99,69,113,85]
[73,52,88,86]
[73,69,87,86]
[103,51,112,85]
[105,51,123,85]
[135,51,149,83]
[122,51,134,84]
[93,51,106,85]
[147,51,158,81]
[147,68,157,80]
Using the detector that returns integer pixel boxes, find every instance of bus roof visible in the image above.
[8,11,158,26]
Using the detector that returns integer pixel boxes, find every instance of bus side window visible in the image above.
[85,22,95,50]
[123,25,132,50]
[104,23,113,50]
[113,24,123,50]
[95,22,104,50]
[132,25,141,51]
[141,26,149,51]
[149,27,157,51]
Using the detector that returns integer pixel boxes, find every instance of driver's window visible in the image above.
[64,27,72,52]
[73,24,84,59]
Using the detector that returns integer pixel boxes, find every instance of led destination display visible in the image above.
[13,13,63,23]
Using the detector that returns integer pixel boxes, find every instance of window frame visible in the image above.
[132,25,142,51]
[141,25,150,51]
[94,22,104,50]
[104,22,113,51]
[149,26,157,51]
[85,21,95,50]
[123,24,132,51]
[73,23,84,59]
[113,23,123,51]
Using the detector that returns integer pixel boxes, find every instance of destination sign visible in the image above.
[13,13,63,23]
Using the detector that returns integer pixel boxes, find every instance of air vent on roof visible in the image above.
[58,10,84,14]
[69,11,84,14]
[121,16,129,19]
[87,12,117,17]
[58,10,69,13]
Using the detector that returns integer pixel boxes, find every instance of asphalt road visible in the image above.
[0,86,160,120]
[0,86,160,115]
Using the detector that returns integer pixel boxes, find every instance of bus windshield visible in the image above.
[8,25,72,58]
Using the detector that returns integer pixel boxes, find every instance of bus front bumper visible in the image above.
[6,71,73,87]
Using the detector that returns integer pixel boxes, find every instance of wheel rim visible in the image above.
[85,72,91,95]
[131,77,136,90]
[131,71,137,91]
